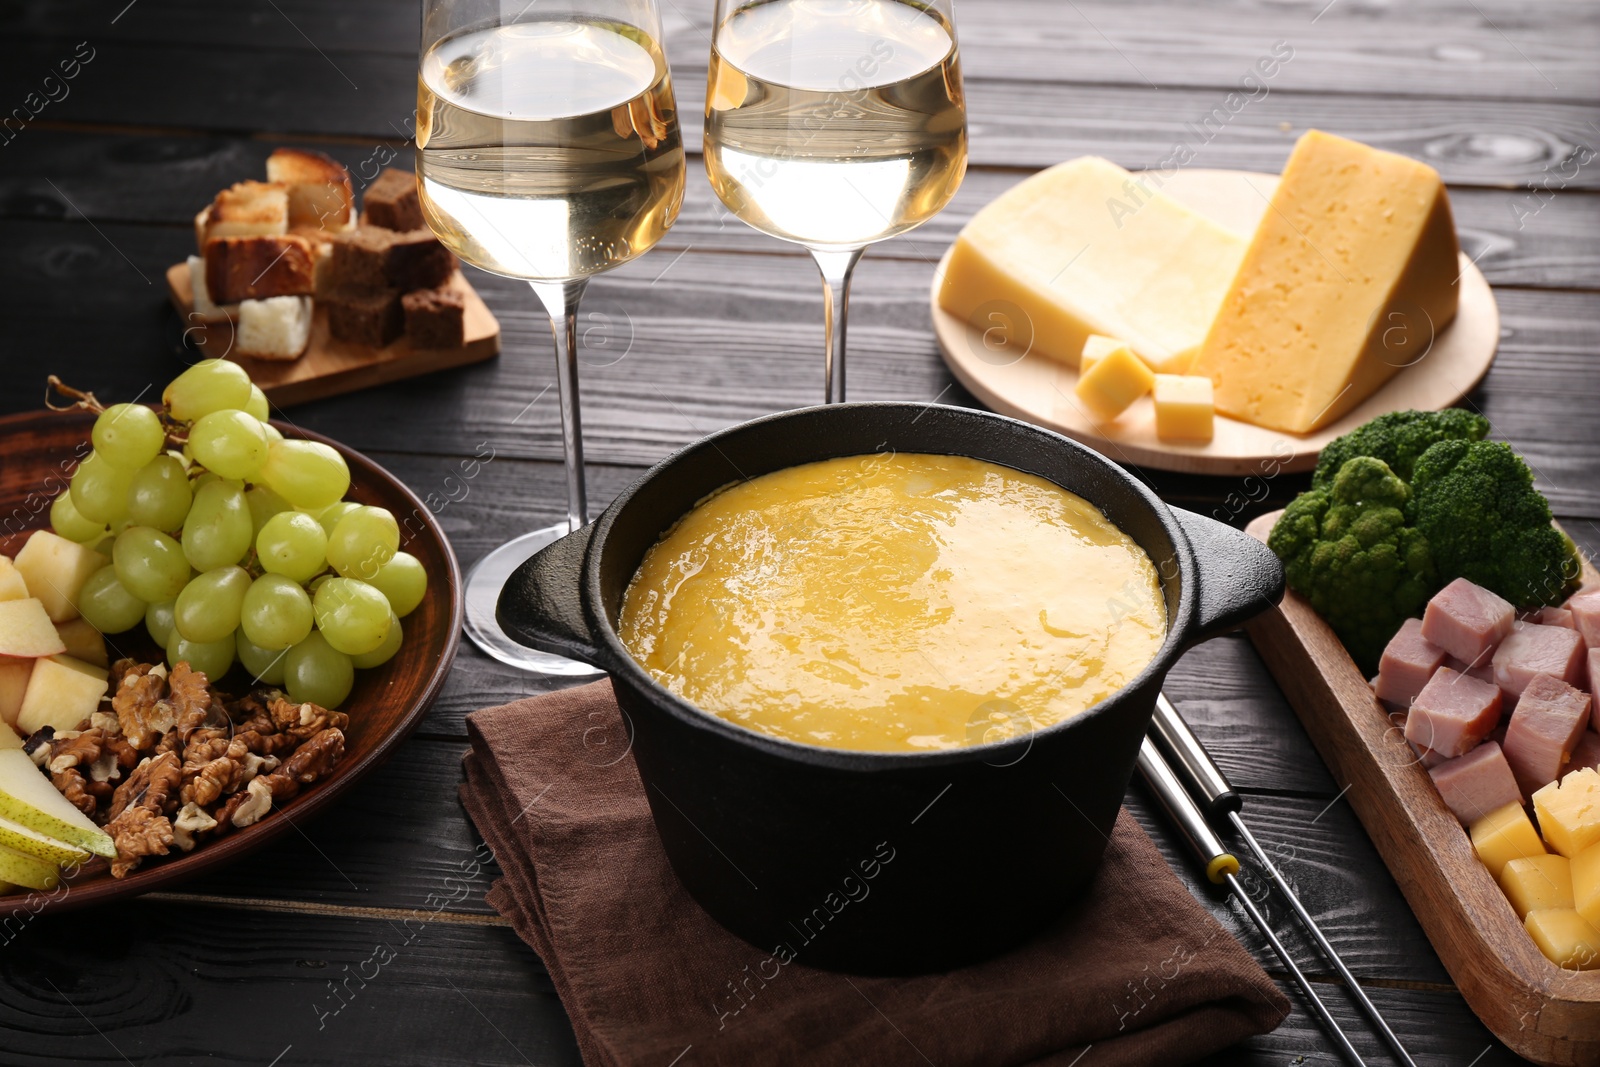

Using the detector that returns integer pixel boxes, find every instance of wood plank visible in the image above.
[11,0,1596,104]
[9,130,1597,289]
[1,37,1595,189]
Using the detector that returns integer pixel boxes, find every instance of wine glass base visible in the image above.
[463,525,606,676]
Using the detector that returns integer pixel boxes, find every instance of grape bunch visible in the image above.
[57,360,427,708]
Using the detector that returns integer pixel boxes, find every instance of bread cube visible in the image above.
[204,235,315,304]
[402,286,466,349]
[1533,767,1600,858]
[1494,621,1585,703]
[1152,374,1215,442]
[1525,909,1600,970]
[1405,665,1502,758]
[1471,800,1545,879]
[16,654,108,736]
[203,180,289,240]
[1501,854,1573,919]
[1573,840,1600,930]
[0,659,31,728]
[1073,343,1154,422]
[364,167,426,232]
[186,254,236,324]
[236,296,313,362]
[327,226,454,294]
[13,530,106,622]
[325,288,403,348]
[1377,618,1447,708]
[1422,578,1514,665]
[266,147,354,229]
[0,557,28,603]
[1503,674,1592,794]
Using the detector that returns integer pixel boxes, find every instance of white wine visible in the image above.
[417,19,685,280]
[704,0,966,250]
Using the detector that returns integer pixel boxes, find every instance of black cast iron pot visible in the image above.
[498,402,1283,975]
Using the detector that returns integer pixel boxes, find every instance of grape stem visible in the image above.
[46,375,191,448]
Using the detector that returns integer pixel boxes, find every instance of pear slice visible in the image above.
[0,813,89,867]
[0,842,61,891]
[0,723,21,750]
[0,749,115,858]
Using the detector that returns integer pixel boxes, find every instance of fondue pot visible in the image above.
[497,403,1283,974]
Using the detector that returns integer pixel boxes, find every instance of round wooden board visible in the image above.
[930,168,1500,475]
[0,409,463,915]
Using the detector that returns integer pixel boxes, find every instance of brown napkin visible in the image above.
[460,681,1289,1067]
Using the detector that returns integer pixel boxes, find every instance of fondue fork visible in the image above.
[1135,737,1368,1067]
[1149,695,1418,1067]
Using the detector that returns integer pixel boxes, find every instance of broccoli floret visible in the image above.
[1269,456,1437,672]
[1312,409,1489,488]
[1409,439,1582,607]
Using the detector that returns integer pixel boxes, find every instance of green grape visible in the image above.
[240,573,314,650]
[70,452,133,524]
[236,630,287,686]
[284,632,353,707]
[163,359,252,421]
[50,491,106,544]
[92,404,165,471]
[313,501,359,536]
[165,628,234,682]
[327,506,400,580]
[77,567,146,633]
[245,384,270,422]
[145,599,177,646]
[256,511,328,584]
[311,577,390,656]
[261,422,284,444]
[245,485,292,537]
[350,611,402,669]
[125,455,193,531]
[366,551,427,617]
[189,409,268,480]
[258,440,349,510]
[174,566,251,643]
[182,479,252,571]
[113,526,189,602]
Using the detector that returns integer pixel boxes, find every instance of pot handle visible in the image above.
[495,521,609,669]
[1172,508,1285,643]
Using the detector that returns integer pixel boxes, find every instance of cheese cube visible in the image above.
[1152,374,1215,442]
[236,296,312,362]
[1574,841,1600,930]
[1470,800,1545,878]
[1194,130,1461,433]
[1073,343,1155,422]
[1079,334,1124,376]
[1525,909,1600,970]
[0,558,27,603]
[1534,768,1600,858]
[938,157,1247,372]
[1500,855,1573,919]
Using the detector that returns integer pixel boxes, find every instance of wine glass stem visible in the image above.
[530,278,590,534]
[812,247,864,404]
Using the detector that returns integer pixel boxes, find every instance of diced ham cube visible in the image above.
[1423,578,1514,664]
[1405,666,1504,759]
[1570,731,1600,774]
[1493,622,1585,702]
[1376,618,1447,709]
[1522,607,1575,630]
[1445,650,1496,686]
[1407,737,1449,769]
[1588,647,1600,699]
[1568,592,1600,649]
[1429,741,1523,824]
[1502,673,1592,795]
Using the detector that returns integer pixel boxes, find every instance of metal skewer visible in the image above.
[1135,737,1368,1067]
[1149,694,1418,1067]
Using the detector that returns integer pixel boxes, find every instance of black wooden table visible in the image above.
[1,2,1596,1063]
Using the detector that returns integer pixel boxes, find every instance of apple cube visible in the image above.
[0,660,30,728]
[13,530,107,622]
[0,556,28,602]
[0,842,60,891]
[0,748,114,856]
[54,619,108,668]
[16,655,108,736]
[0,599,68,658]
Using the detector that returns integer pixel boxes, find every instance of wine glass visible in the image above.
[705,0,967,402]
[417,0,685,673]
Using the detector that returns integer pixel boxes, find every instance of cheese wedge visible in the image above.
[1194,130,1461,433]
[938,157,1247,371]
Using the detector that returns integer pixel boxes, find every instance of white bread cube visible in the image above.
[186,255,237,324]
[267,148,354,229]
[203,181,289,241]
[237,296,313,361]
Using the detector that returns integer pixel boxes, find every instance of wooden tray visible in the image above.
[0,408,463,914]
[166,261,500,407]
[930,169,1500,476]
[1243,510,1600,1067]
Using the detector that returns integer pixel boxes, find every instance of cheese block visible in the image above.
[937,157,1247,371]
[1193,130,1461,433]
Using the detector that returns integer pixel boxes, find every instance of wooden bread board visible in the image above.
[1243,511,1600,1067]
[166,260,500,407]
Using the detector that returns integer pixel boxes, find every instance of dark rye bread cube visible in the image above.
[402,286,466,349]
[325,287,403,348]
[325,226,455,295]
[385,228,456,291]
[364,168,426,232]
